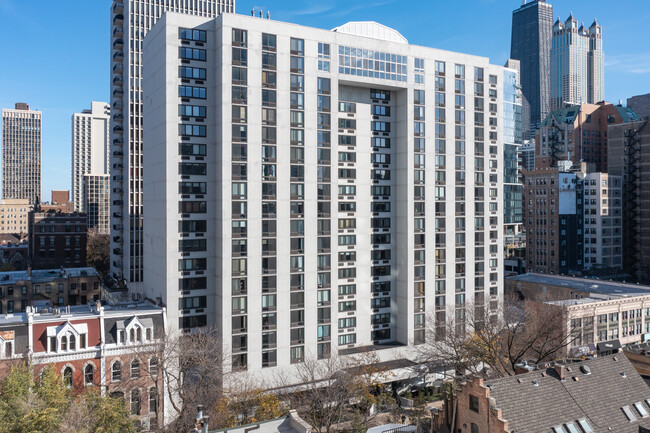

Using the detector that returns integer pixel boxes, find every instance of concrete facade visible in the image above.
[72,101,110,215]
[109,0,233,289]
[142,13,509,380]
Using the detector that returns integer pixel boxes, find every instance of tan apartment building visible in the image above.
[0,199,31,235]
[535,102,639,172]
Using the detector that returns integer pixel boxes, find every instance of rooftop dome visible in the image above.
[331,21,407,44]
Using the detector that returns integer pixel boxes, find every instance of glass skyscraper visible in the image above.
[510,0,553,139]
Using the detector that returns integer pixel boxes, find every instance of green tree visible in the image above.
[0,365,136,433]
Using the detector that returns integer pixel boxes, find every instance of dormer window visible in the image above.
[46,322,89,353]
[119,316,155,345]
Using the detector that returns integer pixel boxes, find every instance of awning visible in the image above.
[597,339,622,352]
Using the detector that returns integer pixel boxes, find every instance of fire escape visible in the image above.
[547,125,563,168]
[623,119,649,280]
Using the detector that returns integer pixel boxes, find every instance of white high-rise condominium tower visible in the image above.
[2,103,41,204]
[109,0,234,286]
[72,102,110,233]
[550,14,604,110]
[142,13,511,381]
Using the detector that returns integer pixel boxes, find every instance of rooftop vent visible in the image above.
[580,365,591,375]
[572,376,579,381]
[613,356,619,361]
[532,380,539,386]
[621,372,627,378]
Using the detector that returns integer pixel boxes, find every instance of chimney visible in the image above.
[554,365,566,380]
[27,265,31,277]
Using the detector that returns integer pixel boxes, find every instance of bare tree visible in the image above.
[130,326,226,432]
[417,295,576,379]
[86,228,109,276]
[276,351,391,433]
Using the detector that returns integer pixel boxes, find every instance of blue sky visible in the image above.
[0,0,648,198]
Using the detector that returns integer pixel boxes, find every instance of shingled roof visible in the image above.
[485,355,650,432]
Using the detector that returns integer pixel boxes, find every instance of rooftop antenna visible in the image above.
[267,10,271,19]
[259,9,263,18]
[251,8,255,16]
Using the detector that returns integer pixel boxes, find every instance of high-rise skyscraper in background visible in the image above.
[72,102,110,233]
[1,103,42,205]
[109,0,234,287]
[510,0,553,140]
[142,13,512,378]
[550,14,604,110]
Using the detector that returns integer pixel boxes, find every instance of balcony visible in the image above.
[113,248,123,256]
[113,236,122,242]
[112,39,124,49]
[112,113,123,121]
[113,213,123,219]
[113,138,124,146]
[112,75,123,85]
[113,2,124,13]
[113,125,123,133]
[113,260,123,268]
[112,63,123,72]
[113,163,123,169]
[113,26,123,37]
[112,88,124,96]
[113,150,124,157]
[112,224,124,231]
[112,175,123,181]
[113,14,124,25]
[112,51,124,62]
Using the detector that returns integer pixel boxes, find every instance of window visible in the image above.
[634,402,649,417]
[84,364,94,386]
[564,423,580,433]
[112,361,122,382]
[131,389,141,415]
[577,419,594,432]
[149,388,158,414]
[469,395,479,413]
[622,405,638,421]
[179,28,206,42]
[63,366,73,388]
[471,424,478,433]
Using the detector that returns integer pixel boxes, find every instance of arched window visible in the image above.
[130,328,135,343]
[136,327,142,342]
[60,336,68,351]
[84,364,94,386]
[63,366,73,388]
[130,389,141,415]
[112,361,122,382]
[69,334,76,351]
[130,358,140,379]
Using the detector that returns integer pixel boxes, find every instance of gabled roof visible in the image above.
[485,355,650,432]
[541,105,581,127]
